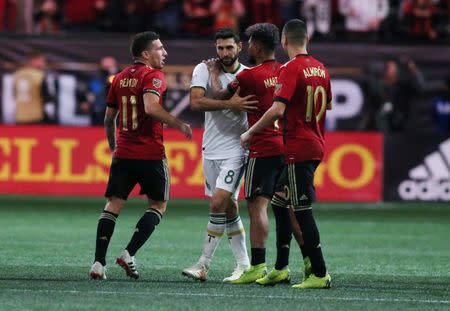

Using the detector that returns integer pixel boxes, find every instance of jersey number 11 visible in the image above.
[121,95,138,131]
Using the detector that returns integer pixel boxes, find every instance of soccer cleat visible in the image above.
[225,263,266,284]
[255,268,290,286]
[292,273,331,289]
[116,250,139,279]
[89,261,106,280]
[182,261,209,282]
[222,264,250,283]
[303,256,312,280]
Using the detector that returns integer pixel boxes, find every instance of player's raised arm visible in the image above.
[204,58,232,100]
[240,101,285,148]
[144,92,192,139]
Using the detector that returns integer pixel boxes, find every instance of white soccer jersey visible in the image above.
[191,62,248,160]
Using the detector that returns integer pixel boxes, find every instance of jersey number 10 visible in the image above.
[121,95,138,131]
[305,85,327,122]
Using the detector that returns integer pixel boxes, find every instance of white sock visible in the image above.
[226,215,250,268]
[199,213,226,267]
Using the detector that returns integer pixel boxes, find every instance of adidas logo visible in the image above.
[398,138,450,201]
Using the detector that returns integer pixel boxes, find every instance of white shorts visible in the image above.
[203,156,245,201]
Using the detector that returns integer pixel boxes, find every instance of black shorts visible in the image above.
[274,165,288,195]
[105,157,170,201]
[287,160,320,207]
[244,155,285,199]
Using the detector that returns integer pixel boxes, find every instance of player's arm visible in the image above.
[104,107,118,151]
[210,73,232,99]
[190,86,257,112]
[144,92,192,139]
[203,58,232,100]
[240,101,285,148]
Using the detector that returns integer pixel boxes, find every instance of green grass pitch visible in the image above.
[0,195,449,310]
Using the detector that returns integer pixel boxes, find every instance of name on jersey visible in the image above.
[264,76,278,88]
[303,66,325,79]
[119,78,138,88]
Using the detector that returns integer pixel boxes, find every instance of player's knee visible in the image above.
[225,203,238,218]
[210,196,227,213]
[149,201,167,215]
[105,196,125,215]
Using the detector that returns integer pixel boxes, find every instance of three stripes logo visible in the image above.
[398,138,450,201]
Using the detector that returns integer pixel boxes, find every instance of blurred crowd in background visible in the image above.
[1,0,449,42]
[1,0,449,135]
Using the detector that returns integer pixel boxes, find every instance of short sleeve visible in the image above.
[190,63,209,90]
[106,76,117,108]
[273,63,297,105]
[143,70,166,97]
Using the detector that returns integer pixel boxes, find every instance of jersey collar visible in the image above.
[222,63,241,74]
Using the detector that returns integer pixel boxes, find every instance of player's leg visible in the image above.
[183,159,224,281]
[248,196,269,266]
[117,159,169,279]
[90,158,135,279]
[288,206,311,280]
[217,156,250,282]
[255,190,292,286]
[289,161,331,289]
[230,156,284,284]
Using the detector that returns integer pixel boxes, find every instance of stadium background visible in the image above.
[0,1,449,310]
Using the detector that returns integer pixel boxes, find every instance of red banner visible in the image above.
[0,126,382,201]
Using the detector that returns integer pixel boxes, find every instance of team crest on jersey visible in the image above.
[152,78,162,88]
[275,83,282,92]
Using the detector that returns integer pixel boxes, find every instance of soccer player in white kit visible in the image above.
[182,28,257,282]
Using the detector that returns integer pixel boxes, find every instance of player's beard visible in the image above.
[219,55,238,67]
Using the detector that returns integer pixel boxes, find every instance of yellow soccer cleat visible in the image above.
[292,273,331,289]
[255,268,290,286]
[227,263,267,284]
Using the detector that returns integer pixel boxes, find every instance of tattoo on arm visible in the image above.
[104,117,116,151]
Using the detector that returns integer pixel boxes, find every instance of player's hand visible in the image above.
[229,87,258,112]
[180,122,192,140]
[203,58,221,76]
[240,131,252,149]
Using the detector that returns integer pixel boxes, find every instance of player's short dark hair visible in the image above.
[214,28,240,43]
[130,31,160,57]
[282,19,308,46]
[245,23,279,52]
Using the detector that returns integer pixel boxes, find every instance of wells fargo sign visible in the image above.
[0,126,382,201]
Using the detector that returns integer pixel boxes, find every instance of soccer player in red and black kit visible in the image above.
[208,23,304,285]
[241,19,332,289]
[89,31,192,280]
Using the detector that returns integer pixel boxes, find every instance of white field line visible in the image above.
[4,289,450,305]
